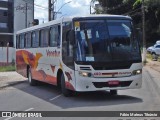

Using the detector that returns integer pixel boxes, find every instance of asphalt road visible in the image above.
[0,66,160,120]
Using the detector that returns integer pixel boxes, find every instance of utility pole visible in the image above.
[25,2,28,28]
[52,0,55,20]
[142,0,146,64]
[48,0,52,21]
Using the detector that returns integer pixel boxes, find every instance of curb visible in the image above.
[0,81,27,90]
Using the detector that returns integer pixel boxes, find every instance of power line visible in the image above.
[34,4,48,10]
[22,0,50,10]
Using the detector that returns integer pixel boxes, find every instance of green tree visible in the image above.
[94,0,160,44]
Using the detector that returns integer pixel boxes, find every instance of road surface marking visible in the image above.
[4,108,34,120]
[24,108,34,111]
[49,94,62,101]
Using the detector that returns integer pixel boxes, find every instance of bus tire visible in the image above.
[110,90,117,95]
[61,73,72,97]
[28,69,37,86]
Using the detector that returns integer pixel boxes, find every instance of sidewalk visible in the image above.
[144,59,160,93]
[0,72,27,89]
[146,59,160,73]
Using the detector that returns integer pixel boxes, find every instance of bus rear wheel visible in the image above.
[60,73,72,97]
[28,69,37,86]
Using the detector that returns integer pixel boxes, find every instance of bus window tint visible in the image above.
[40,29,49,47]
[25,33,32,48]
[50,25,60,47]
[19,34,25,49]
[32,31,39,48]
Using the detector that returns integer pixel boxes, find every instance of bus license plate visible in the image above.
[108,81,120,85]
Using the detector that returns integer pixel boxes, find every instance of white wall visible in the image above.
[0,0,34,63]
[0,47,15,63]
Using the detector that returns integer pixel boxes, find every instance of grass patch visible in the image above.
[146,53,160,62]
[0,65,16,72]
[143,60,147,65]
[146,53,152,60]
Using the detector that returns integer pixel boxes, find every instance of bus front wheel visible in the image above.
[61,74,72,97]
[28,69,37,86]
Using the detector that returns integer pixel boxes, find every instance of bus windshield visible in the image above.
[75,19,141,63]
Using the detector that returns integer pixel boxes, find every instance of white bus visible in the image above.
[16,15,142,96]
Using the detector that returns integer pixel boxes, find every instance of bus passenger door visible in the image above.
[62,22,76,91]
[46,25,61,85]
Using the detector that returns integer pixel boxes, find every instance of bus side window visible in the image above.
[19,34,25,49]
[25,33,32,48]
[62,22,74,68]
[40,29,49,47]
[32,31,39,48]
[50,25,59,47]
[62,22,72,56]
[32,31,35,47]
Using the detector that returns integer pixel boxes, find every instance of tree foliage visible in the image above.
[94,0,160,44]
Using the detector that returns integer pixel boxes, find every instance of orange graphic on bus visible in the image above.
[21,51,42,69]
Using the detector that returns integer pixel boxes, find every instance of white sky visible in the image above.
[34,0,95,24]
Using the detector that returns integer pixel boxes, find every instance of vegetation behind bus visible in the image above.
[0,65,15,72]
[93,0,160,47]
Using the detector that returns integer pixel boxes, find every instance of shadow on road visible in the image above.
[14,81,143,109]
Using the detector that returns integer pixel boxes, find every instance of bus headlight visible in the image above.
[132,69,142,75]
[79,72,92,77]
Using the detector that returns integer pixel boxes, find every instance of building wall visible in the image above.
[0,1,8,8]
[13,0,34,51]
[0,10,9,33]
[0,0,13,33]
[14,0,34,32]
[0,0,13,47]
[0,0,34,64]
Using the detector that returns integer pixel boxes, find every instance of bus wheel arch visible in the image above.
[57,69,72,97]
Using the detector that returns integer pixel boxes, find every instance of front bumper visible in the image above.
[75,71,142,92]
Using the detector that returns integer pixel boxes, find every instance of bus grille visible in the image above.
[93,81,132,88]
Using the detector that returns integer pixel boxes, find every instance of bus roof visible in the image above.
[16,14,131,34]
